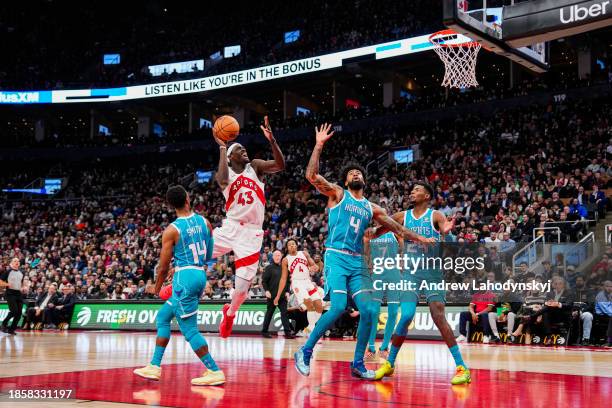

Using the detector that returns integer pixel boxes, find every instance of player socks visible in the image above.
[449,345,467,368]
[381,303,399,351]
[151,345,166,366]
[387,335,405,367]
[367,301,382,352]
[200,353,220,371]
[352,293,375,362]
[386,301,417,366]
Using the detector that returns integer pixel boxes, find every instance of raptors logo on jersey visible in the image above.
[286,251,310,281]
[223,163,266,226]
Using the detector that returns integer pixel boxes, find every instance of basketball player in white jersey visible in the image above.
[213,116,285,338]
[278,239,322,332]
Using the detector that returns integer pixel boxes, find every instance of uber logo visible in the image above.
[560,1,610,24]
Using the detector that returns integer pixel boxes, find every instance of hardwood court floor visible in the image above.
[1,331,610,408]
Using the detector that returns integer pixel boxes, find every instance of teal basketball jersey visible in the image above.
[325,190,373,254]
[403,208,441,241]
[170,213,214,268]
[370,232,399,264]
[403,208,441,260]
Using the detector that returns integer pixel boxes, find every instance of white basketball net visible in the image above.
[430,32,481,89]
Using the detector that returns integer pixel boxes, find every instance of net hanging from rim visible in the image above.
[429,29,481,89]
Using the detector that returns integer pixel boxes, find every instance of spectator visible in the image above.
[261,250,294,339]
[456,287,496,343]
[24,286,56,329]
[488,282,522,343]
[594,280,611,347]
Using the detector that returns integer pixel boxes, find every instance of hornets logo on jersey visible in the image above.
[325,190,373,254]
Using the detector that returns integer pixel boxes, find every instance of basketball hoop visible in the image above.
[429,29,481,89]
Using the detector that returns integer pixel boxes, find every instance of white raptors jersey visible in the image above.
[286,251,311,281]
[223,163,266,226]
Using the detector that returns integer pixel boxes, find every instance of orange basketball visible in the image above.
[159,284,172,300]
[213,115,240,142]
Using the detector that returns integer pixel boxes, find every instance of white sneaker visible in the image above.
[295,331,306,337]
[134,364,161,380]
[455,335,467,343]
[191,370,226,386]
[483,335,491,344]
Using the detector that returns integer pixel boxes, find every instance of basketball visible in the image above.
[213,115,240,142]
[158,284,172,300]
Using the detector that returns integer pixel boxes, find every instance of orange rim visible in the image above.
[429,29,480,48]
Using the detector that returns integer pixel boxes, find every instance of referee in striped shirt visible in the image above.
[1,258,24,335]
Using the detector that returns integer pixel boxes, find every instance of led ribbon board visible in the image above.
[0,33,472,104]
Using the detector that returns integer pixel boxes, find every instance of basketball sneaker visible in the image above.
[350,360,377,380]
[455,334,467,343]
[191,370,226,386]
[219,304,235,338]
[378,348,389,360]
[374,360,394,380]
[451,365,471,385]
[294,347,312,376]
[133,364,162,381]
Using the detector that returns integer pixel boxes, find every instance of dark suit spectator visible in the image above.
[589,185,607,217]
[261,250,294,338]
[25,286,58,329]
[45,284,75,328]
[594,280,611,347]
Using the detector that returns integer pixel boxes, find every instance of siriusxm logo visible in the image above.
[560,1,609,24]
[77,307,92,326]
[0,92,40,103]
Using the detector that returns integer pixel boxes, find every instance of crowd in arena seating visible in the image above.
[0,0,439,91]
[1,87,611,344]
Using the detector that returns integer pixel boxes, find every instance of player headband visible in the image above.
[226,143,241,158]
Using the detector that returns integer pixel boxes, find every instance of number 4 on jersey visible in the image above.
[188,241,207,265]
[350,216,361,234]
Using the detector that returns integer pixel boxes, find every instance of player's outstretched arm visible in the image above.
[370,211,405,239]
[153,226,178,295]
[305,123,343,205]
[252,116,286,177]
[214,133,230,190]
[371,204,433,244]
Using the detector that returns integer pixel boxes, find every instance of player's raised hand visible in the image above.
[260,115,275,142]
[213,132,227,148]
[441,214,457,235]
[315,123,335,146]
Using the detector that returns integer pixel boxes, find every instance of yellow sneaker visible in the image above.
[374,360,394,380]
[191,370,226,386]
[133,364,161,381]
[451,365,471,385]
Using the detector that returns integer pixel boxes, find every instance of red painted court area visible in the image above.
[1,358,610,408]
